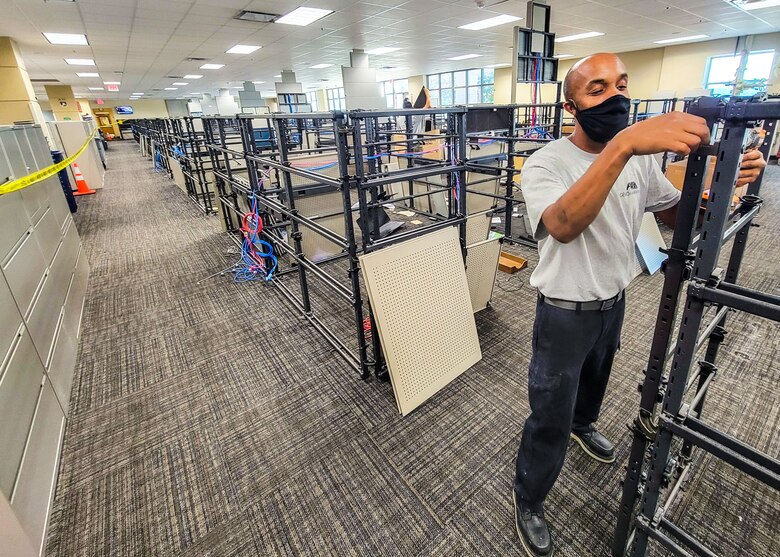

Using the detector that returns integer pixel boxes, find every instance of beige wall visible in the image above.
[494,67,512,104]
[44,85,82,121]
[87,99,169,120]
[555,32,779,100]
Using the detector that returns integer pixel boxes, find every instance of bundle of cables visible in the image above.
[234,194,277,283]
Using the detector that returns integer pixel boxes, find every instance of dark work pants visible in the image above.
[514,294,625,511]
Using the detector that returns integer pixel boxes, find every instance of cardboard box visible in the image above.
[664,157,746,202]
[498,252,528,274]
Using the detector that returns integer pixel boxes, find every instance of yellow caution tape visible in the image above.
[0,128,98,196]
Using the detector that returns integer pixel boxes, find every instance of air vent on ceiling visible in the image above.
[186,57,208,62]
[30,78,61,83]
[151,88,163,91]
[235,10,278,23]
[166,75,183,79]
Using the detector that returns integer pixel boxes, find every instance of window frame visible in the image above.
[426,68,495,107]
[704,49,775,96]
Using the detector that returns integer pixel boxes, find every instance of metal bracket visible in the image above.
[635,408,659,440]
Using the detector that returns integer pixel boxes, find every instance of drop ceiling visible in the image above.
[1,0,777,101]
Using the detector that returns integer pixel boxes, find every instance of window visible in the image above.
[705,50,775,97]
[427,68,495,106]
[326,87,346,111]
[306,91,319,111]
[381,78,409,108]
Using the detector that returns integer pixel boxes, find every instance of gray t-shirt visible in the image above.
[521,138,681,301]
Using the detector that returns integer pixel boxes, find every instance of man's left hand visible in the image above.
[737,149,767,187]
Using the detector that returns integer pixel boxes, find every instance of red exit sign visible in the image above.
[106,84,119,92]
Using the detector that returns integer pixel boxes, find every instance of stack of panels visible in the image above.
[0,124,88,555]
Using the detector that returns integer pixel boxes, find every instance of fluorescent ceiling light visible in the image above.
[43,32,88,45]
[448,54,483,61]
[164,87,178,90]
[555,31,604,43]
[487,63,512,67]
[65,58,95,65]
[459,14,521,31]
[184,74,203,79]
[274,74,282,78]
[226,44,261,54]
[653,34,709,44]
[366,47,401,55]
[76,72,99,77]
[252,81,265,84]
[200,63,224,69]
[172,82,188,85]
[554,54,575,59]
[310,63,333,69]
[740,0,780,10]
[103,81,120,85]
[275,7,334,26]
[88,87,104,90]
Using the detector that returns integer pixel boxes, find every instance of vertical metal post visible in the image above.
[504,106,518,238]
[629,119,748,557]
[612,140,712,557]
[334,112,372,379]
[276,116,312,314]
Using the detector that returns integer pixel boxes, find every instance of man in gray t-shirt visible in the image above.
[511,53,766,557]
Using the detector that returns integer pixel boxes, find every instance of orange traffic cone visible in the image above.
[71,163,96,196]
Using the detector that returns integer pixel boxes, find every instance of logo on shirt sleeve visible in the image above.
[620,181,640,198]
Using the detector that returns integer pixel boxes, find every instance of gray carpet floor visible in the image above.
[46,140,779,557]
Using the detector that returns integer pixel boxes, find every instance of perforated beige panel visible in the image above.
[466,213,491,246]
[465,237,501,313]
[360,227,482,415]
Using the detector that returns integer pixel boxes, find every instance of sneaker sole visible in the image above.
[512,490,554,557]
[570,433,616,464]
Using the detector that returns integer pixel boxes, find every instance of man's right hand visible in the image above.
[613,112,711,157]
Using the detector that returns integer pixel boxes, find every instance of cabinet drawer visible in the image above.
[33,206,61,267]
[2,229,47,317]
[0,191,32,261]
[63,247,88,339]
[11,379,65,556]
[26,270,59,367]
[0,275,23,364]
[47,313,77,415]
[0,326,45,497]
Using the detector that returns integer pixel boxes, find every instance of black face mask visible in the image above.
[571,94,631,144]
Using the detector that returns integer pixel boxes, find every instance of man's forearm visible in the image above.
[542,140,633,243]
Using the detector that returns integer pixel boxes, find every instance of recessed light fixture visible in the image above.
[739,0,780,10]
[103,81,120,85]
[65,58,95,66]
[653,34,709,44]
[448,54,483,61]
[76,72,99,77]
[486,63,512,68]
[200,63,224,70]
[43,32,88,45]
[310,63,333,69]
[275,6,334,26]
[366,47,401,55]
[226,44,261,54]
[183,74,203,79]
[172,82,188,85]
[164,87,178,90]
[459,14,521,31]
[88,87,104,91]
[555,31,604,43]
[132,92,144,95]
[554,54,575,59]
[274,74,282,78]
[252,81,265,84]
